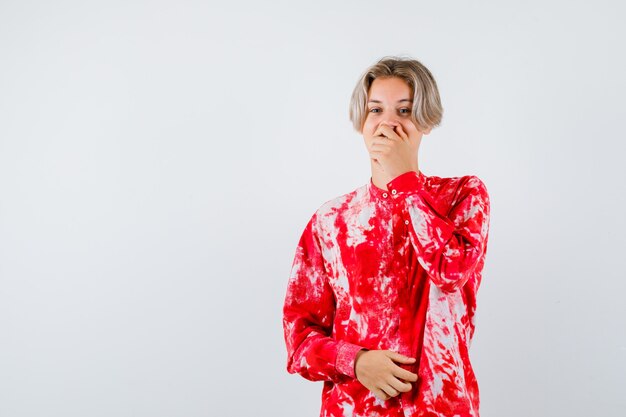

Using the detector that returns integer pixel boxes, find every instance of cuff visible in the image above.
[386,170,424,197]
[335,340,366,378]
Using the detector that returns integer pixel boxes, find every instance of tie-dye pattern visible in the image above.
[283,170,491,417]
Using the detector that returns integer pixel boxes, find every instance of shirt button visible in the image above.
[382,193,388,198]
[404,219,409,225]
[391,189,397,195]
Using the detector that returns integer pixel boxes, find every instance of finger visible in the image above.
[392,366,419,383]
[395,124,409,141]
[385,351,417,364]
[369,149,384,158]
[371,137,391,147]
[373,124,394,140]
[374,389,390,401]
[370,144,392,155]
[381,384,399,398]
[374,122,397,136]
[378,125,400,140]
[387,376,413,393]
[373,125,387,137]
[373,134,391,145]
[370,143,392,153]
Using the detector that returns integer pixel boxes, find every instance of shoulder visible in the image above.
[316,184,366,215]
[310,184,368,232]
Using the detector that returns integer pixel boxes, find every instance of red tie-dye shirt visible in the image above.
[282,170,491,417]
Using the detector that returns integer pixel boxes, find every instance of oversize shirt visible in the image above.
[282,170,491,417]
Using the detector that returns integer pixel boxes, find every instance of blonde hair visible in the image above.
[349,55,443,133]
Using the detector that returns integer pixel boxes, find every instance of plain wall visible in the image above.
[1,1,625,416]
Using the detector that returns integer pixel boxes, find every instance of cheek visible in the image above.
[400,121,413,133]
[363,116,379,131]
[363,118,377,134]
[400,121,419,137]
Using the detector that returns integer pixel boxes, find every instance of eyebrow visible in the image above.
[368,99,413,104]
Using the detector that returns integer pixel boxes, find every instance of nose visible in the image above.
[380,119,400,129]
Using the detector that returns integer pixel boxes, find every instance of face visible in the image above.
[362,76,431,152]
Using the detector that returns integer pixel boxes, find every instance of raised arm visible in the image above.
[282,214,365,382]
[387,171,491,294]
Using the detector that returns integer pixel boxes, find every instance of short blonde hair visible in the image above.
[349,56,443,133]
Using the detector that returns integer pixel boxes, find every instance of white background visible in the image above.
[1,1,625,416]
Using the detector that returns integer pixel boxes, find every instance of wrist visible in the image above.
[355,348,369,365]
[337,342,367,378]
[354,348,368,378]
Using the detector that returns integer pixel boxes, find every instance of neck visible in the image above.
[370,161,420,191]
[370,161,393,191]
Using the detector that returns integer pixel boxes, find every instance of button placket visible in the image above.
[391,192,410,236]
[390,198,403,247]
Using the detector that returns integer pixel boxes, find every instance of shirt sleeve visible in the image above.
[387,171,491,294]
[282,213,366,382]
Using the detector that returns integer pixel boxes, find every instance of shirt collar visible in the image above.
[367,170,426,202]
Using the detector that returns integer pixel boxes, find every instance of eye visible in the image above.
[369,108,381,113]
[399,108,410,114]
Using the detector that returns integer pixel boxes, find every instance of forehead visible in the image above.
[368,77,412,102]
